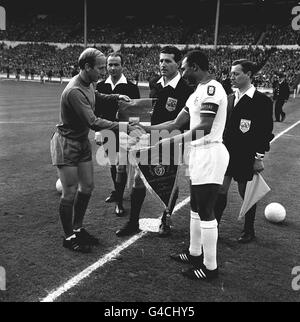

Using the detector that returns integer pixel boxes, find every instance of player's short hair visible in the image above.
[160,46,182,63]
[232,59,257,77]
[107,52,124,66]
[78,48,105,70]
[184,50,209,71]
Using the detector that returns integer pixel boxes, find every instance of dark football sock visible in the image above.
[115,171,128,206]
[73,191,91,230]
[129,187,146,225]
[110,166,117,191]
[59,198,74,238]
[244,204,256,234]
[214,193,227,225]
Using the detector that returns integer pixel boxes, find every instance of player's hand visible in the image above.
[118,95,131,102]
[128,124,146,135]
[131,122,151,133]
[94,131,103,146]
[254,159,264,173]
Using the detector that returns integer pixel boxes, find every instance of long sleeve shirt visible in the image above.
[57,75,119,141]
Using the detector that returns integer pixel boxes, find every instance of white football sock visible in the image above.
[201,219,218,270]
[189,211,202,256]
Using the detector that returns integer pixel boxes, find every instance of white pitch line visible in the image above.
[40,119,300,302]
[270,120,300,144]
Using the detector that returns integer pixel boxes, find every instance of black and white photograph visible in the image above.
[0,0,299,306]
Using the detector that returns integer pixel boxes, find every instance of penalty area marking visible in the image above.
[40,119,300,302]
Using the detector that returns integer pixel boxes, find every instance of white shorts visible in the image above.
[189,143,229,185]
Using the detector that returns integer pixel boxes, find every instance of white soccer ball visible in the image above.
[264,202,286,223]
[56,178,63,194]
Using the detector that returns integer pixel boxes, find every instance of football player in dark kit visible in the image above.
[214,59,274,243]
[95,52,140,217]
[50,48,136,253]
[116,46,194,237]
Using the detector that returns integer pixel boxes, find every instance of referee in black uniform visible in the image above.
[116,45,193,237]
[95,52,140,217]
[214,59,274,243]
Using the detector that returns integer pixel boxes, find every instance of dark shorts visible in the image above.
[225,151,255,182]
[50,132,92,167]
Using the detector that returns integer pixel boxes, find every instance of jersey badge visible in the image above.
[165,97,178,112]
[239,119,251,133]
[207,85,216,96]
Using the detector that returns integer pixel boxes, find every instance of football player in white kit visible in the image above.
[142,50,229,281]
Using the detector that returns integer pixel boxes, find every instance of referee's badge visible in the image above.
[240,119,251,133]
[165,97,177,112]
[207,85,216,96]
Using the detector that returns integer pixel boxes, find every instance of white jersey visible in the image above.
[184,79,229,185]
[185,79,227,147]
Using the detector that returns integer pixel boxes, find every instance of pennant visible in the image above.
[130,143,180,214]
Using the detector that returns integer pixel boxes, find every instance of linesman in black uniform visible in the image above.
[95,52,140,217]
[214,59,274,243]
[116,46,194,237]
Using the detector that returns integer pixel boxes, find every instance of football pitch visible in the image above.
[0,80,300,302]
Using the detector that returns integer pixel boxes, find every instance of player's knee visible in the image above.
[79,182,94,194]
[62,184,77,201]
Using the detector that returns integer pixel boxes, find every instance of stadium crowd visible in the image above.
[0,15,299,45]
[0,14,299,89]
[1,42,299,89]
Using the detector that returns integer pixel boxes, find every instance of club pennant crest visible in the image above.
[165,97,178,112]
[152,164,166,176]
[239,119,251,133]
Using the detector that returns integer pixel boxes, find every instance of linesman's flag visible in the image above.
[238,173,271,220]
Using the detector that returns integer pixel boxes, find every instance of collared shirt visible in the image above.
[156,72,181,89]
[105,74,127,91]
[234,84,255,106]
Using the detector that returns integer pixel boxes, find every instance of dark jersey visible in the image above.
[57,75,119,141]
[149,76,194,127]
[95,78,140,121]
[224,90,274,156]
